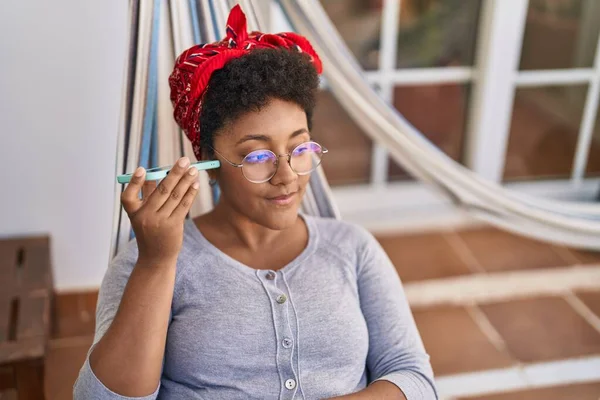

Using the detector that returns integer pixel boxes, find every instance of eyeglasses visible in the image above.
[211,141,328,184]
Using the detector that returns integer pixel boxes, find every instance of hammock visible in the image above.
[111,0,339,258]
[111,0,600,259]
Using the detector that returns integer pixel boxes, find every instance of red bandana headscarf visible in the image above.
[168,5,323,160]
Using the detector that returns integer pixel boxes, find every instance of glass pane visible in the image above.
[388,83,470,181]
[396,0,481,68]
[504,85,588,181]
[585,101,600,176]
[319,0,382,70]
[311,90,373,186]
[520,0,600,70]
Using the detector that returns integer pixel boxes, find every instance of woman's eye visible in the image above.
[293,143,312,155]
[245,152,272,163]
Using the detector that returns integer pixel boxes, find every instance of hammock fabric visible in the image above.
[110,0,338,258]
[111,0,600,259]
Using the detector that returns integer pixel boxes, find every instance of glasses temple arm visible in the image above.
[209,146,243,168]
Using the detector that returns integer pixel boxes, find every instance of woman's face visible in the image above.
[210,98,312,230]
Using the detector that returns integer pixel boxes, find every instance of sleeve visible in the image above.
[73,240,160,400]
[356,228,438,400]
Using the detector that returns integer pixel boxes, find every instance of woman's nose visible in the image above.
[270,155,297,185]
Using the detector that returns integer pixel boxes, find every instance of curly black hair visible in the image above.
[199,48,320,157]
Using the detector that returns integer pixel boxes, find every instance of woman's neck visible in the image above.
[196,202,304,253]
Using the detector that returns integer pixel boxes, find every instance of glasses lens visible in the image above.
[242,150,277,182]
[290,142,323,174]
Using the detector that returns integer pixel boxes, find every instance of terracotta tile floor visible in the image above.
[456,227,576,273]
[36,226,600,399]
[377,226,599,281]
[480,296,600,363]
[577,290,600,319]
[459,381,600,400]
[412,305,515,375]
[568,248,600,265]
[377,232,475,282]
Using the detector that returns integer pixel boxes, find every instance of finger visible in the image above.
[120,167,145,215]
[142,180,157,201]
[159,166,199,216]
[171,180,200,219]
[145,157,191,211]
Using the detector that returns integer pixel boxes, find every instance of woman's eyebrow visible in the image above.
[290,128,309,138]
[235,128,309,145]
[235,134,270,145]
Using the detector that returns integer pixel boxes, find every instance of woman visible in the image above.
[74,5,437,400]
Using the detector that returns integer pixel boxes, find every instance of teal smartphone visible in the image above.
[117,160,221,184]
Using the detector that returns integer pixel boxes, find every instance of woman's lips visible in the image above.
[267,192,296,205]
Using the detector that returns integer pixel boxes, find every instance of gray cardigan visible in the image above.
[74,215,437,399]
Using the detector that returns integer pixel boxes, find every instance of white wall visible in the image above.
[0,1,128,291]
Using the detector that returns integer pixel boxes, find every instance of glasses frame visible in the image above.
[211,141,328,184]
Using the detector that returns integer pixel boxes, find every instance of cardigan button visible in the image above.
[276,294,287,304]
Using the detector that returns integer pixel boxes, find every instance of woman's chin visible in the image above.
[256,206,301,231]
